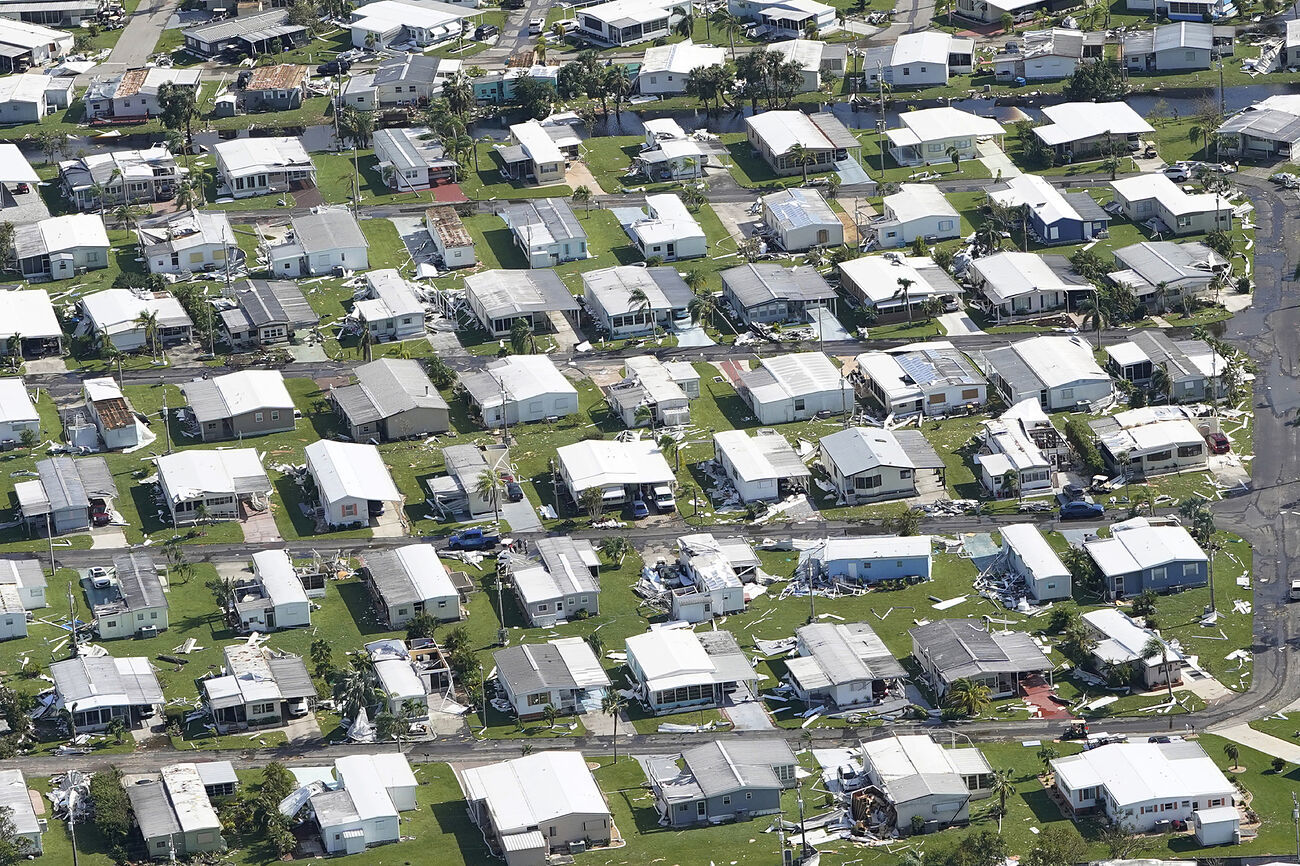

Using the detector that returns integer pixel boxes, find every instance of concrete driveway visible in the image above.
[722,683,773,730]
[500,495,542,533]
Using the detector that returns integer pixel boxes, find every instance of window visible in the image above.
[1048,226,1059,240]
[342,503,358,517]
[271,410,280,421]
[1060,388,1074,400]
[1147,449,1172,462]
[255,412,264,422]
[903,67,910,75]
[528,692,549,706]
[938,219,954,231]
[722,796,731,806]
[1177,444,1202,457]
[1183,562,1200,577]
[962,388,979,399]
[900,469,912,478]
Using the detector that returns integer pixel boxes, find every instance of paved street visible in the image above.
[99,0,180,72]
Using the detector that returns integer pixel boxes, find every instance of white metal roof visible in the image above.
[988,174,1081,225]
[1051,742,1231,809]
[812,535,932,563]
[1085,519,1208,577]
[0,378,36,425]
[510,119,564,165]
[1082,607,1182,668]
[1111,173,1228,218]
[0,143,37,184]
[890,107,1004,145]
[882,184,959,224]
[156,448,270,501]
[745,110,838,155]
[1000,524,1069,581]
[460,751,608,835]
[889,31,952,66]
[82,289,192,336]
[480,355,577,407]
[304,440,401,504]
[839,254,949,306]
[971,251,1090,304]
[252,549,308,609]
[640,39,725,76]
[626,629,719,691]
[336,753,414,822]
[0,289,59,340]
[999,335,1109,391]
[557,438,674,492]
[744,351,848,405]
[212,136,312,179]
[1034,102,1154,147]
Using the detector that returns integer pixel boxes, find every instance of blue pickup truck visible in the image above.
[447,528,500,550]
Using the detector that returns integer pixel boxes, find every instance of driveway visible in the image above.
[977,139,1021,180]
[939,310,985,335]
[241,506,282,543]
[500,495,542,533]
[99,0,181,72]
[371,502,406,537]
[722,683,774,730]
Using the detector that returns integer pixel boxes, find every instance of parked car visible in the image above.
[505,481,524,502]
[1060,499,1104,520]
[1161,163,1191,182]
[474,23,499,39]
[631,499,650,519]
[1206,431,1230,454]
[367,500,385,517]
[90,500,111,526]
[1062,483,1086,501]
[316,58,352,76]
[528,16,544,33]
[89,567,113,588]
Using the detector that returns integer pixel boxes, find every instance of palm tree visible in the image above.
[1036,746,1058,774]
[710,10,741,60]
[1001,468,1021,501]
[1150,364,1173,404]
[476,466,504,526]
[673,10,694,37]
[445,71,474,116]
[1141,636,1176,704]
[602,692,627,762]
[359,325,374,362]
[1152,280,1170,314]
[658,433,679,471]
[310,638,334,681]
[944,143,962,173]
[579,486,605,520]
[1224,742,1241,771]
[628,286,651,331]
[787,143,816,185]
[989,770,1015,828]
[894,277,915,324]
[135,310,160,360]
[540,703,558,730]
[600,536,629,565]
[572,185,592,216]
[333,659,378,721]
[1077,292,1106,349]
[943,678,992,717]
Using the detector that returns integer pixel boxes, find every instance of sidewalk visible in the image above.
[1206,723,1300,762]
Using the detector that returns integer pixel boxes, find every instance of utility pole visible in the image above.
[876,61,886,175]
[1291,792,1299,863]
[45,512,53,581]
[67,582,77,656]
[161,381,172,454]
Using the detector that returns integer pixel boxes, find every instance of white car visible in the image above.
[1161,163,1191,182]
[88,567,113,589]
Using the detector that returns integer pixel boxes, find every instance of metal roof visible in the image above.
[722,263,835,310]
[332,358,447,427]
[495,637,609,695]
[909,619,1050,682]
[111,551,165,612]
[677,739,795,799]
[230,279,316,331]
[819,426,913,475]
[184,8,290,41]
[50,655,163,709]
[501,198,586,248]
[789,622,906,689]
[464,269,577,321]
[291,209,366,256]
[304,440,401,504]
[583,265,692,318]
[181,370,293,424]
[362,544,457,608]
